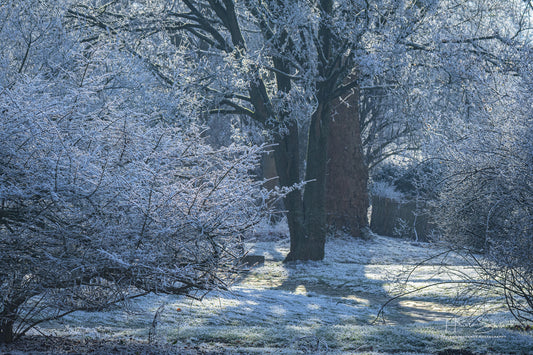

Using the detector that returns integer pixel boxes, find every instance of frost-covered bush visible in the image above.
[434,113,532,253]
[0,1,271,343]
[0,73,269,343]
[435,119,533,322]
[428,60,533,321]
[370,180,405,203]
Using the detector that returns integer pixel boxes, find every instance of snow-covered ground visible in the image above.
[31,225,533,354]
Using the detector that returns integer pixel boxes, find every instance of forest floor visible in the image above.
[2,222,533,354]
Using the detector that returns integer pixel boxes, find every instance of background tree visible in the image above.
[382,0,533,322]
[326,82,368,237]
[66,0,533,261]
[65,0,431,260]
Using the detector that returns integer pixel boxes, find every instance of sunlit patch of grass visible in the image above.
[34,234,533,353]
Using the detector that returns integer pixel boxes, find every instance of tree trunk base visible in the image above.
[0,318,15,344]
[284,246,325,262]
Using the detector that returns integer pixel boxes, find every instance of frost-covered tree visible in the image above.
[0,1,270,343]
[63,0,413,260]
[398,0,533,250]
[66,0,533,260]
[402,1,533,321]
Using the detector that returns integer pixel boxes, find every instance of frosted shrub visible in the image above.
[431,97,533,324]
[434,120,532,253]
[0,76,269,343]
[371,181,405,202]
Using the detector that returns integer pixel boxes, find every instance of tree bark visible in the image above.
[284,0,339,261]
[271,121,306,259]
[0,302,18,344]
[326,85,369,237]
[0,319,14,344]
[285,88,331,261]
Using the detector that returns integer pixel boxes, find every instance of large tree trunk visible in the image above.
[0,301,18,344]
[326,86,369,237]
[284,0,332,261]
[271,122,306,259]
[284,0,345,261]
[0,318,14,344]
[285,94,331,261]
[268,49,308,262]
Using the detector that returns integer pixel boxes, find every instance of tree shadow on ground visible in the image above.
[275,261,458,326]
[165,237,473,352]
[26,236,533,354]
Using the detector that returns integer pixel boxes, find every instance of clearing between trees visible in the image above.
[3,225,533,354]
